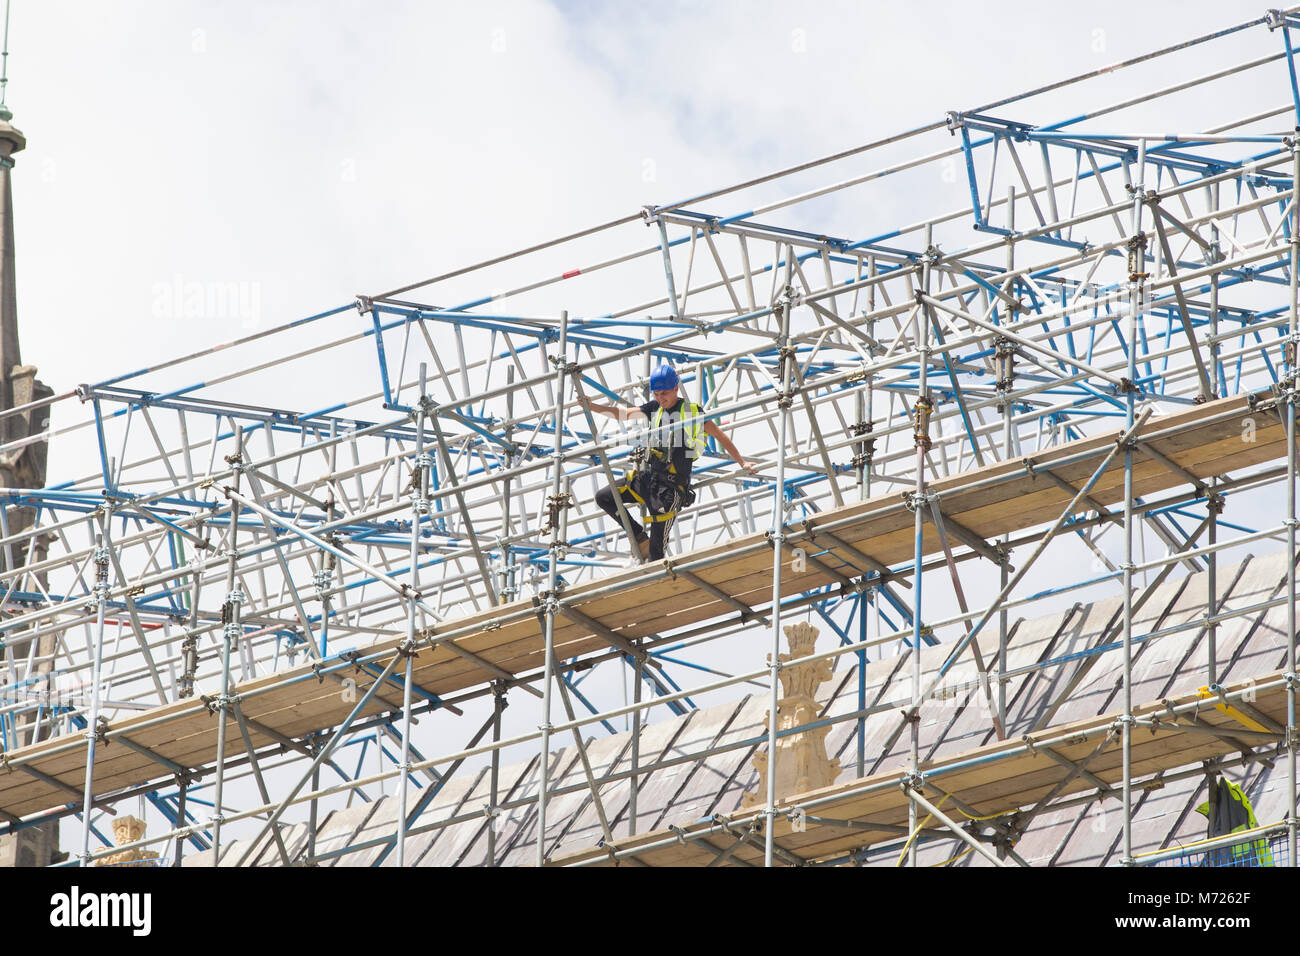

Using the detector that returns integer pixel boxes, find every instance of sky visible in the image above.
[8,0,1271,421]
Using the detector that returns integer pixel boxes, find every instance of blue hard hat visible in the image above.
[649,364,680,391]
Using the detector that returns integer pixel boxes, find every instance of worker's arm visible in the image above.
[575,395,647,424]
[703,420,760,475]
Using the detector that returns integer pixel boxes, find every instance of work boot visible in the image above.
[637,537,651,560]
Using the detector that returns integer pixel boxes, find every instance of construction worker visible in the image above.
[1196,775,1273,866]
[578,363,758,562]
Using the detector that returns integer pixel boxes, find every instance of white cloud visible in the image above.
[3,0,1274,475]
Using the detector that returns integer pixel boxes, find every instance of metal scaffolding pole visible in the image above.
[172,774,194,867]
[537,309,570,867]
[306,733,322,863]
[487,683,504,865]
[211,425,244,867]
[395,364,429,867]
[907,223,936,868]
[499,366,516,606]
[1121,139,1147,866]
[763,256,796,868]
[1288,135,1300,869]
[853,383,871,778]
[1207,488,1221,685]
[998,185,1015,729]
[629,640,643,836]
[77,528,109,867]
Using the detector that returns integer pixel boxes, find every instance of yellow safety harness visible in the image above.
[619,402,705,525]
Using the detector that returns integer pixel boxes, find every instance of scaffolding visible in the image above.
[2,7,1300,867]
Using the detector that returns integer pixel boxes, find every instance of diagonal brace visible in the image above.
[233,648,405,866]
[903,782,1010,868]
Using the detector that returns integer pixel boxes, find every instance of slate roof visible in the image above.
[185,548,1295,867]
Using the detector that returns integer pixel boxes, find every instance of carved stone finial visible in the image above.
[742,622,841,809]
[95,815,160,867]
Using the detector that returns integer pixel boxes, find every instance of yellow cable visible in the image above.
[896,792,950,866]
[955,805,1013,822]
[1130,822,1280,861]
[896,792,1013,864]
[930,846,974,867]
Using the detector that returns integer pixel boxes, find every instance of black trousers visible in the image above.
[595,470,684,560]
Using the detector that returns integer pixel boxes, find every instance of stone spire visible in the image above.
[0,111,50,494]
[0,98,61,867]
[0,112,23,414]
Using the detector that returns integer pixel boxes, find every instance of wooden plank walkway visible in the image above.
[0,390,1284,822]
[548,671,1287,867]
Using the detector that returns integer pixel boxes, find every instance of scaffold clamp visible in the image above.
[902,489,936,512]
[1125,232,1148,280]
[911,395,934,451]
[541,490,572,536]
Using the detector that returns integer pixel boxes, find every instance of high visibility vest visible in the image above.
[1196,777,1274,867]
[648,402,705,474]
